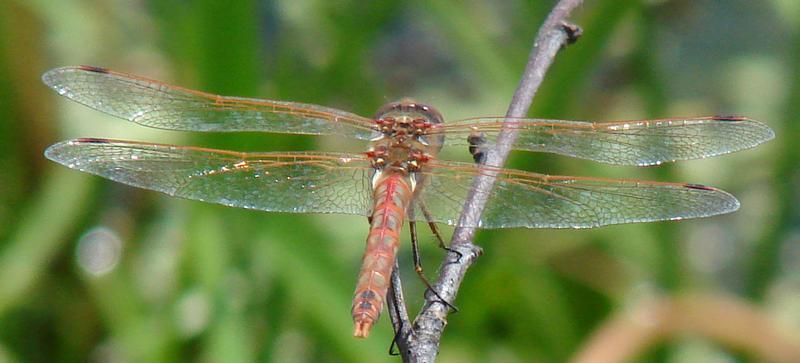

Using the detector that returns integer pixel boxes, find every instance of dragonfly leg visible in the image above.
[387,265,406,356]
[418,199,464,263]
[389,331,400,356]
[409,220,459,313]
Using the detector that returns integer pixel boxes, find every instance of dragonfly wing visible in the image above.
[42,66,376,139]
[412,160,740,228]
[45,139,374,216]
[439,117,774,166]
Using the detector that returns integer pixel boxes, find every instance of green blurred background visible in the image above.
[1,0,798,362]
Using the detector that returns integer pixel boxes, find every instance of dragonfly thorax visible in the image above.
[367,141,433,167]
[372,99,445,148]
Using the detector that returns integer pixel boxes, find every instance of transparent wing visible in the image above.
[45,139,374,216]
[412,160,740,228]
[42,66,377,138]
[435,116,774,166]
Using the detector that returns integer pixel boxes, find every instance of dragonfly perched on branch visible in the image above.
[43,66,773,338]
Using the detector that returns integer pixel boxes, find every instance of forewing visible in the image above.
[42,66,376,138]
[412,160,740,228]
[45,139,374,216]
[437,116,774,166]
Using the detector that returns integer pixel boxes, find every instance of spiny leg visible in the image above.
[409,218,458,313]
[387,263,408,356]
[417,199,463,263]
[388,320,401,356]
[388,306,403,356]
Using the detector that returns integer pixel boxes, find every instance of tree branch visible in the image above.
[394,1,584,361]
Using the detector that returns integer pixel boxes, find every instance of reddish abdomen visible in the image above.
[352,173,413,338]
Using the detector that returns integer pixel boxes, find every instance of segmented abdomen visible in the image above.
[352,172,413,338]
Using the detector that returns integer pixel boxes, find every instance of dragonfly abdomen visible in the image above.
[352,172,413,338]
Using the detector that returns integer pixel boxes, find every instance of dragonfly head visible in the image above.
[374,99,445,149]
[375,98,443,124]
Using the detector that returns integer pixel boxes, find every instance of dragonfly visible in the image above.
[42,66,774,338]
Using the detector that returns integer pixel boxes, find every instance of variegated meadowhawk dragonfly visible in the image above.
[43,66,773,338]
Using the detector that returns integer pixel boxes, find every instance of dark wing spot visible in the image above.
[712,115,748,122]
[76,138,111,144]
[78,65,110,74]
[684,183,716,191]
